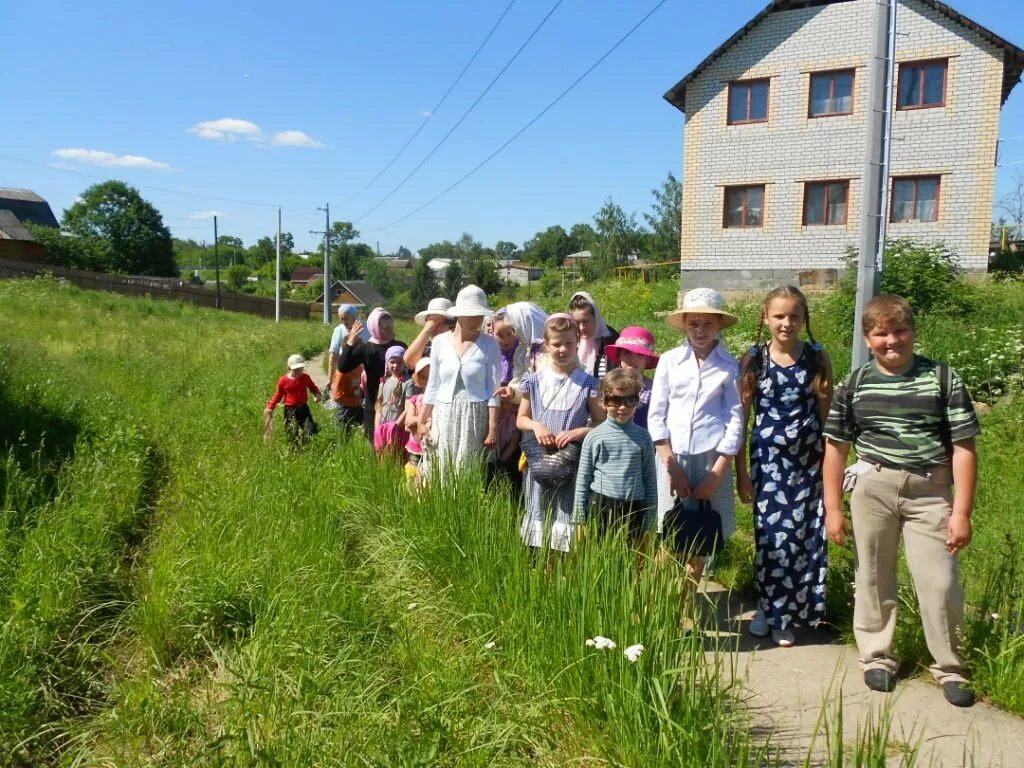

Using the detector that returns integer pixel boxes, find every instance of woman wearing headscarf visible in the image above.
[338,307,407,440]
[569,291,619,380]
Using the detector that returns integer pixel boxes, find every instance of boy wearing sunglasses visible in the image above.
[572,368,658,545]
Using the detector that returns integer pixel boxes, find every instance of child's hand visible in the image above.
[483,430,497,449]
[946,510,972,554]
[555,427,585,448]
[737,473,754,504]
[492,385,513,401]
[533,424,555,448]
[692,472,722,501]
[825,507,848,547]
[667,460,691,499]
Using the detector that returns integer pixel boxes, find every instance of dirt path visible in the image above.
[703,582,1024,766]
[306,352,331,392]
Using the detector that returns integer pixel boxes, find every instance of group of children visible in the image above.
[265,285,980,708]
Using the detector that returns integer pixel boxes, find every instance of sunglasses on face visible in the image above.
[603,394,640,407]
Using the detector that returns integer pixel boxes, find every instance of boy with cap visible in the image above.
[265,354,322,446]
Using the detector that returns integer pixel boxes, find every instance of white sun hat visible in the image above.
[665,287,738,332]
[448,284,493,318]
[414,357,431,375]
[414,297,453,325]
[287,353,307,369]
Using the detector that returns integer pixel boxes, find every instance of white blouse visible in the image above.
[648,341,743,457]
[423,331,502,407]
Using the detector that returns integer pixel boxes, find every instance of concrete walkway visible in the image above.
[703,582,1024,767]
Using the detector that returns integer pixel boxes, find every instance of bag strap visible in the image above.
[846,363,870,440]
[937,361,954,458]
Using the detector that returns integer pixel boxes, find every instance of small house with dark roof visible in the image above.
[0,188,58,263]
[664,0,1024,287]
[289,266,324,287]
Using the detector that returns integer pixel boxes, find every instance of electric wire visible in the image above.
[352,0,565,223]
[365,0,671,233]
[340,0,518,205]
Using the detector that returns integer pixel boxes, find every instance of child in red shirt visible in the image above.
[264,354,322,446]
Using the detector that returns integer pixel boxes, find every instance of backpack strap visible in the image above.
[937,361,954,458]
[845,363,871,440]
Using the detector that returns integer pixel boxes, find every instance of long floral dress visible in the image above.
[750,344,827,631]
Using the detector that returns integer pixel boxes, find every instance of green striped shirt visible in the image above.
[824,355,979,470]
[572,419,659,530]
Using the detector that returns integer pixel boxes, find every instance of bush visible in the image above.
[823,239,975,343]
[990,249,1024,281]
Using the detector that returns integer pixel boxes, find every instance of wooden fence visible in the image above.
[0,258,310,321]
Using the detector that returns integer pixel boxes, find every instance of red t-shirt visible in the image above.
[267,373,320,411]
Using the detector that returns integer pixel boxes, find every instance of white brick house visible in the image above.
[664,0,1024,289]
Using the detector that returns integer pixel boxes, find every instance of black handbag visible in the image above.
[664,499,722,557]
[520,432,581,488]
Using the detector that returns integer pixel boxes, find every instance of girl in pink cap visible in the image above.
[604,326,660,430]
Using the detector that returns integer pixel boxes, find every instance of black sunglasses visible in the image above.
[603,394,640,407]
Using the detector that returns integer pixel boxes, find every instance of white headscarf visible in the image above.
[500,302,548,347]
[569,291,609,374]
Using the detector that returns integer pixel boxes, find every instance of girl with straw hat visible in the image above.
[649,288,743,577]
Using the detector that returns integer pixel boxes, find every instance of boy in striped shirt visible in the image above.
[822,294,980,707]
[572,368,658,545]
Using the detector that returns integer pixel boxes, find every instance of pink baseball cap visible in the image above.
[605,327,659,370]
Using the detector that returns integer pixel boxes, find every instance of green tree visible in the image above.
[224,263,250,291]
[418,240,460,263]
[644,171,681,263]
[588,198,642,279]
[410,254,440,307]
[62,180,176,276]
[394,245,413,260]
[28,224,110,271]
[364,258,395,298]
[443,260,464,300]
[523,225,574,267]
[494,240,519,263]
[248,232,294,265]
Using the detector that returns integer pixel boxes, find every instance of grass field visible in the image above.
[1,275,1021,765]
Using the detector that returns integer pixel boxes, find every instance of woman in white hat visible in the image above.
[648,287,744,575]
[404,297,454,370]
[420,285,502,476]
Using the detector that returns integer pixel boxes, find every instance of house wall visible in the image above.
[679,0,1004,284]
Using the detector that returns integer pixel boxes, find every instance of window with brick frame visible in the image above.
[809,70,854,117]
[727,79,769,124]
[724,185,765,228]
[890,176,940,223]
[897,60,947,109]
[803,181,849,225]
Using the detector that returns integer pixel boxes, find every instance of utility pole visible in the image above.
[320,204,331,326]
[275,207,282,323]
[213,215,222,310]
[852,0,897,369]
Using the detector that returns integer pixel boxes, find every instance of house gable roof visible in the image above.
[290,266,324,283]
[664,0,1024,113]
[0,210,33,241]
[0,187,60,229]
[340,280,386,308]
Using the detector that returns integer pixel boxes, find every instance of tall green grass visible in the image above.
[0,276,1020,766]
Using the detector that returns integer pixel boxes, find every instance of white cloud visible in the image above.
[186,210,223,221]
[270,130,324,148]
[52,148,169,169]
[188,117,263,141]
[419,110,433,118]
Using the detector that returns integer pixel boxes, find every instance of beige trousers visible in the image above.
[850,464,967,684]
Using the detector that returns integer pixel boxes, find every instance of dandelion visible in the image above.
[407,602,418,610]
[623,644,645,662]
[484,641,496,650]
[586,635,617,650]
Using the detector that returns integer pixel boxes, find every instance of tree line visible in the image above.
[27,172,682,303]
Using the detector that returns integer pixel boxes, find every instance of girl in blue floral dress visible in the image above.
[737,286,834,647]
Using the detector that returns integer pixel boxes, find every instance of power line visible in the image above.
[340,0,518,206]
[365,0,672,233]
[352,0,565,224]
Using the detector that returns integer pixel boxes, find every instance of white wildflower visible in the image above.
[588,635,617,650]
[585,638,596,647]
[623,643,645,662]
[991,613,1001,621]
[484,641,496,650]
[407,602,418,610]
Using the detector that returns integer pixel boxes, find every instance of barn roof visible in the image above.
[0,187,60,229]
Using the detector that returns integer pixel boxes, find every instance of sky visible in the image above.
[4,0,1024,256]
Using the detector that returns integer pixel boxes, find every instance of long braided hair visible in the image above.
[739,286,828,404]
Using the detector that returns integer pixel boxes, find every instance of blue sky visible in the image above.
[4,0,1024,255]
